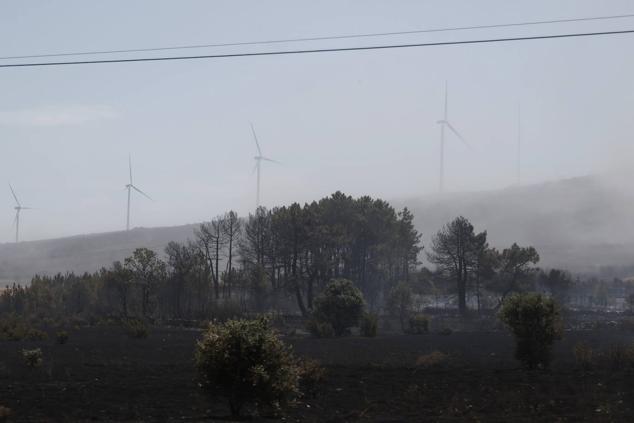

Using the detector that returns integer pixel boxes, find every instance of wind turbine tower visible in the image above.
[250,123,279,208]
[437,82,470,192]
[9,184,33,243]
[517,105,522,185]
[125,155,152,231]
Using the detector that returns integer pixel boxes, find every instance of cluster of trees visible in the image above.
[426,216,586,315]
[236,192,421,314]
[0,192,421,321]
[2,194,631,322]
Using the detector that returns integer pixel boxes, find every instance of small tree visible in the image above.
[499,293,563,369]
[386,281,414,332]
[195,318,299,417]
[542,269,573,306]
[312,279,365,336]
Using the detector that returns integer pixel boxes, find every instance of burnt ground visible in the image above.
[1,326,633,422]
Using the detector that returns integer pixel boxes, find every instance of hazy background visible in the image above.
[1,0,634,242]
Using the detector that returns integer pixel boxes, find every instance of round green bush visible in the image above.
[407,314,429,335]
[195,318,299,417]
[312,279,365,337]
[499,293,563,369]
[360,313,378,337]
[305,318,335,338]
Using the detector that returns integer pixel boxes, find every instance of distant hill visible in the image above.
[398,174,634,277]
[1,174,633,285]
[0,224,197,285]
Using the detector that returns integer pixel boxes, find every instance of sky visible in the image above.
[1,0,634,242]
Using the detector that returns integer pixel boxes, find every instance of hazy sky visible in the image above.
[1,1,634,242]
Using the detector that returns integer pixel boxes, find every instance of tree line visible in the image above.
[0,192,420,320]
[1,192,632,321]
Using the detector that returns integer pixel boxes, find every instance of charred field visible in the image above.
[1,322,633,422]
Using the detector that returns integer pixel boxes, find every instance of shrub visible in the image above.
[415,351,448,367]
[360,313,378,337]
[22,348,43,368]
[123,318,149,339]
[305,318,335,338]
[195,318,299,417]
[499,293,563,369]
[573,342,594,370]
[386,281,414,332]
[312,279,365,337]
[0,317,47,341]
[56,331,69,345]
[297,358,326,397]
[25,328,48,341]
[407,314,429,335]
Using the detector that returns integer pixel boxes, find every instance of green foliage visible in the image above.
[542,269,573,305]
[56,330,69,345]
[499,293,563,369]
[360,313,378,337]
[428,216,487,315]
[0,193,422,323]
[488,244,540,304]
[312,279,365,337]
[305,318,335,338]
[124,247,166,317]
[0,316,47,341]
[407,314,429,334]
[297,358,326,398]
[386,281,414,332]
[195,318,299,417]
[22,348,43,368]
[123,318,149,339]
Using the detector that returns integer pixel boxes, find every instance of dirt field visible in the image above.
[1,326,633,422]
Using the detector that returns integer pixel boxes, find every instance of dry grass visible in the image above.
[415,351,449,368]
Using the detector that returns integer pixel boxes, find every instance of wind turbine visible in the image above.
[436,82,471,192]
[250,123,279,208]
[9,184,33,243]
[125,155,152,231]
[516,104,521,185]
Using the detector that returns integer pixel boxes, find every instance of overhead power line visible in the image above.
[1,28,633,69]
[1,13,634,61]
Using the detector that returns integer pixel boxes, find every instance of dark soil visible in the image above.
[1,326,633,422]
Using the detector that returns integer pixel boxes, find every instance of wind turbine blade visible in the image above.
[444,120,471,149]
[132,185,152,200]
[250,122,262,156]
[12,213,18,227]
[260,156,280,164]
[128,154,133,184]
[8,183,20,206]
[251,162,258,175]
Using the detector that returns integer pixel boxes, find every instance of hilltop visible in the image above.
[401,174,634,276]
[2,174,633,284]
